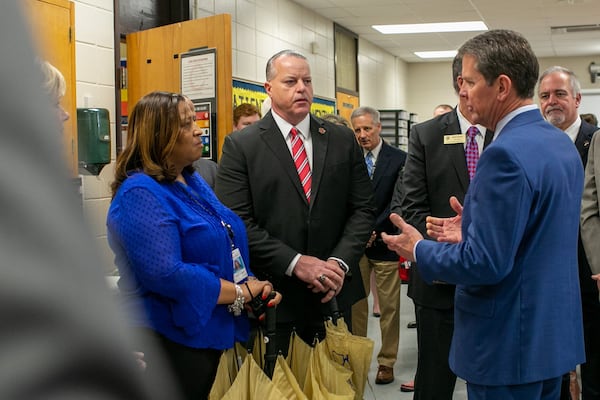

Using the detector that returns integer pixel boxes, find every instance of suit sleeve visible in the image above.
[375,151,405,230]
[581,130,600,275]
[390,167,404,215]
[416,145,531,285]
[215,134,298,281]
[399,124,431,236]
[329,138,377,265]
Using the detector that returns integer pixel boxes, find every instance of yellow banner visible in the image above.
[232,79,335,117]
[232,85,268,111]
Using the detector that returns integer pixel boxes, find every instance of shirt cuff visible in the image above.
[413,239,423,263]
[328,257,349,274]
[285,253,302,276]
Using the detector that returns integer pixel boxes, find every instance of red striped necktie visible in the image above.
[290,127,311,202]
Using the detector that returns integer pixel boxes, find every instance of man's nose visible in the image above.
[296,81,306,92]
[61,107,70,122]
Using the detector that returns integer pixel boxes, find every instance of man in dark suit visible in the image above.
[215,50,376,353]
[390,55,492,399]
[538,65,600,400]
[384,29,585,400]
[349,106,406,385]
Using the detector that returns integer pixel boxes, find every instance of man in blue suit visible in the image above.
[383,29,585,399]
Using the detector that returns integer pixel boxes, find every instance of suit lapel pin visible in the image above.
[318,127,326,135]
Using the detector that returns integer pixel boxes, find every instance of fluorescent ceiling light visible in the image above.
[414,50,458,59]
[373,21,488,34]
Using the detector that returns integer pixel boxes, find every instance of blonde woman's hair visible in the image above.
[40,61,66,101]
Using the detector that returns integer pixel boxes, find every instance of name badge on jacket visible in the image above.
[444,134,465,145]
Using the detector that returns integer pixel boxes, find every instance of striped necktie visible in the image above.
[365,151,375,178]
[290,127,311,202]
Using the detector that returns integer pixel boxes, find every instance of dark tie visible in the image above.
[466,126,480,180]
[365,151,375,179]
[290,127,311,202]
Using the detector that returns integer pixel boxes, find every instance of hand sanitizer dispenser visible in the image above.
[77,108,110,175]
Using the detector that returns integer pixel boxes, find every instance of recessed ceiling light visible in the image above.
[414,50,458,59]
[373,21,488,34]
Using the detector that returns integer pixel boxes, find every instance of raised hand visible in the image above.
[426,196,463,244]
[381,213,424,262]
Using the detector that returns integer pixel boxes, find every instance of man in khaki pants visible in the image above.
[350,106,406,384]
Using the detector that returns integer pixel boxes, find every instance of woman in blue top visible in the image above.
[107,92,281,400]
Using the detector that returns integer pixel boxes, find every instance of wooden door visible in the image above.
[23,0,77,175]
[127,15,233,159]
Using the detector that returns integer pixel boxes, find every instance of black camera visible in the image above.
[248,291,275,319]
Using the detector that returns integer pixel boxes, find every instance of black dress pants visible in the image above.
[559,291,600,400]
[137,328,222,400]
[414,303,457,400]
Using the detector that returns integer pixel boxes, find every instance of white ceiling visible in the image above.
[294,0,600,63]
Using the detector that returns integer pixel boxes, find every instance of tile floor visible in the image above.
[361,283,467,400]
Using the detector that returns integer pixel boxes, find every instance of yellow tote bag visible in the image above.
[208,343,248,400]
[271,355,308,400]
[221,356,286,400]
[323,318,374,400]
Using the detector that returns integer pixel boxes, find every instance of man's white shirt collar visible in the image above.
[493,104,538,141]
[563,116,581,143]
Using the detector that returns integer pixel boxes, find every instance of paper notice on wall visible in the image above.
[181,50,216,101]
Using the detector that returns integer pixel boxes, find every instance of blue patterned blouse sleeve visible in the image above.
[110,180,223,336]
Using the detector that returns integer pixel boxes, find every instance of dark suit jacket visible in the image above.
[393,109,492,309]
[416,109,585,384]
[215,112,376,322]
[575,120,597,295]
[192,158,218,189]
[365,141,407,261]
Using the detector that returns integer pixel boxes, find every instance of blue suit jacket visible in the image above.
[415,109,585,385]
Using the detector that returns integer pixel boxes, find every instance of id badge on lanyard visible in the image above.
[232,247,248,283]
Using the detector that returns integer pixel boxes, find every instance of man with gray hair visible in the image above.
[384,30,585,400]
[538,65,600,400]
[350,106,406,385]
[216,50,375,354]
[390,53,493,399]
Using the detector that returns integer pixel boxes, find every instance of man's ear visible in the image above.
[496,74,512,101]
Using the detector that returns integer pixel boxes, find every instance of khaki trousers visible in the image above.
[351,255,401,368]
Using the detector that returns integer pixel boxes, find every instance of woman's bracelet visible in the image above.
[244,281,254,299]
[227,284,245,316]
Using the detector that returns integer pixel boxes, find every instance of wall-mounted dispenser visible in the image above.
[77,108,110,175]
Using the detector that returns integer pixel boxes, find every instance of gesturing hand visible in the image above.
[592,274,600,293]
[426,196,463,244]
[381,213,423,262]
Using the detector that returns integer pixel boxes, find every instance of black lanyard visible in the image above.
[179,184,235,250]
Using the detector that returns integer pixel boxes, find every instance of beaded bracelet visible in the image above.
[227,284,245,316]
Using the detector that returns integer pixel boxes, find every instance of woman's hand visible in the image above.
[245,279,281,304]
[243,279,282,321]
